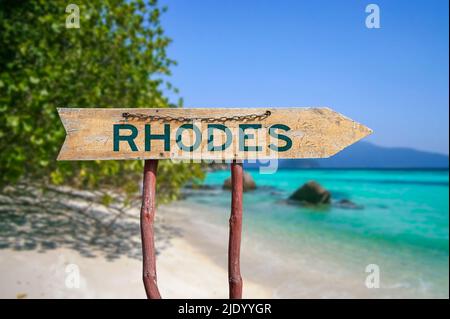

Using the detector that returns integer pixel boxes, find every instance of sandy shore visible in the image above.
[0,237,271,299]
[0,192,272,299]
[2,186,446,299]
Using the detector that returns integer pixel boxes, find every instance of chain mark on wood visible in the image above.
[122,110,271,123]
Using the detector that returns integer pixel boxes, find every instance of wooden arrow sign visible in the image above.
[57,107,372,161]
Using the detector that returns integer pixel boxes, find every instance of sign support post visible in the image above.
[140,159,161,299]
[229,160,244,299]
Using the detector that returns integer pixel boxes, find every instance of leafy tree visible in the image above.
[0,0,204,202]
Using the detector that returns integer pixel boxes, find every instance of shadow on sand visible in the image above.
[0,184,182,261]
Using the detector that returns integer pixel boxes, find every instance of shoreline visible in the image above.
[161,199,449,299]
[0,187,448,299]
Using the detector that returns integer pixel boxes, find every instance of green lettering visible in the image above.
[207,124,232,151]
[176,124,201,152]
[145,124,170,151]
[239,124,262,152]
[269,124,292,152]
[113,124,138,151]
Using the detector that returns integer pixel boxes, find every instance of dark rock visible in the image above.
[184,184,217,190]
[223,172,257,192]
[335,199,364,210]
[289,181,331,205]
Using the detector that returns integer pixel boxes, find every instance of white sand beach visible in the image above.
[0,185,447,299]
[0,189,272,299]
[0,237,271,299]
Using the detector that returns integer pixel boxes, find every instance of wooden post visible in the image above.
[140,159,161,299]
[228,160,243,299]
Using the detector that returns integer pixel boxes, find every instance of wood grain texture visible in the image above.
[57,107,372,160]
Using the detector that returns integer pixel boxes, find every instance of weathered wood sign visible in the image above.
[56,106,372,299]
[57,107,372,161]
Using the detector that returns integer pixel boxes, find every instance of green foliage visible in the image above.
[0,0,204,202]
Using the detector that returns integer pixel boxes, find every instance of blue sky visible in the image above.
[160,0,449,154]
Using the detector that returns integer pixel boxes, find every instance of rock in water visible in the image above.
[289,181,331,204]
[223,172,257,192]
[335,199,364,210]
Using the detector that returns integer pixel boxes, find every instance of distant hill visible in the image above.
[244,142,449,169]
[317,142,449,168]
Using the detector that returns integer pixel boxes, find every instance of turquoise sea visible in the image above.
[183,169,449,298]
